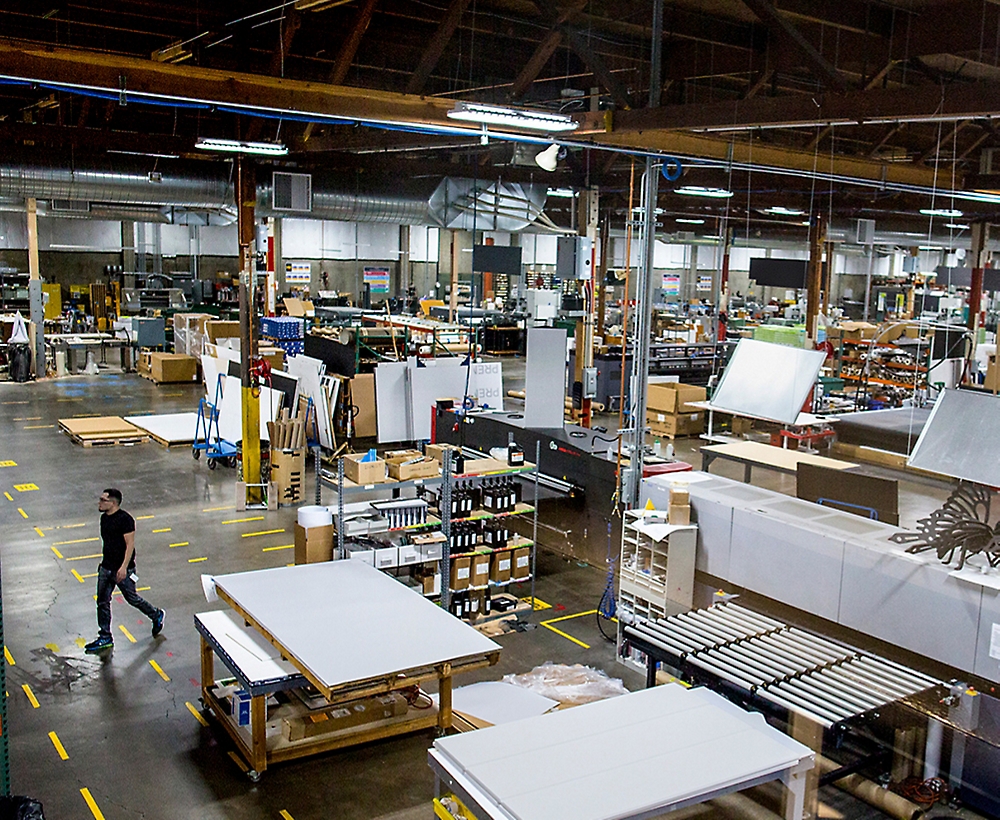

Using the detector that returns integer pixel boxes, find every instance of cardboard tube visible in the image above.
[818,756,924,820]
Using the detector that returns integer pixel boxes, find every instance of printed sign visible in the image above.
[696,275,713,292]
[468,361,504,408]
[285,261,310,283]
[363,266,391,294]
[662,274,681,296]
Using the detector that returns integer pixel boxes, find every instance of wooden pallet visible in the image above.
[65,432,150,448]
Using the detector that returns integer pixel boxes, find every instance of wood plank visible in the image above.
[702,440,856,472]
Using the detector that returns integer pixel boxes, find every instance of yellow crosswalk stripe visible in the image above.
[33,527,44,537]
[149,660,170,681]
[262,544,294,552]
[53,537,99,546]
[203,505,236,512]
[242,528,285,538]
[119,626,137,644]
[22,684,39,708]
[17,508,27,519]
[135,515,155,520]
[151,528,171,533]
[188,557,208,563]
[80,788,105,820]
[71,570,85,583]
[48,731,69,760]
[169,542,189,548]
[185,701,209,727]
[280,811,295,820]
[3,493,12,502]
[50,547,64,559]
[4,647,14,666]
[222,516,265,524]
[67,553,102,561]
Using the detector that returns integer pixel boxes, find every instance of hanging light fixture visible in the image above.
[447,102,579,132]
[534,144,561,172]
[195,137,288,156]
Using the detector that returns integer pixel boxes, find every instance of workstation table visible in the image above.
[429,684,815,820]
[199,560,501,779]
[700,440,858,483]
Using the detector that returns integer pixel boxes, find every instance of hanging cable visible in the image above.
[596,520,617,642]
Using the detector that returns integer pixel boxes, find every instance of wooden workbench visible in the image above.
[700,440,858,483]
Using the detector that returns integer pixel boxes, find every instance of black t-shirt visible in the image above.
[100,509,136,572]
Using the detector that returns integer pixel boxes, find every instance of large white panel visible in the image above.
[653,241,687,269]
[710,339,826,424]
[524,327,566,429]
[282,218,324,258]
[375,362,409,443]
[409,226,440,263]
[322,220,357,259]
[611,235,639,268]
[908,389,1000,486]
[357,222,399,260]
[198,224,238,256]
[39,217,122,251]
[160,224,191,257]
[973,588,1000,681]
[522,233,558,266]
[0,213,28,249]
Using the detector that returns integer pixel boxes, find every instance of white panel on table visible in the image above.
[375,362,409,443]
[908,389,1000,486]
[282,218,324,258]
[407,360,468,441]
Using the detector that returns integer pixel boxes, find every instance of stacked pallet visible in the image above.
[59,416,149,447]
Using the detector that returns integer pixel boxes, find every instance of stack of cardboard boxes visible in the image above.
[646,382,707,439]
[667,483,691,526]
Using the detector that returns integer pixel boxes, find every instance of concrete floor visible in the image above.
[0,369,980,820]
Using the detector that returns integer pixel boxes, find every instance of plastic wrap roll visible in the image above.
[297,505,332,528]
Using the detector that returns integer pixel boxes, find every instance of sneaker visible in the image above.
[85,636,113,653]
[151,609,165,638]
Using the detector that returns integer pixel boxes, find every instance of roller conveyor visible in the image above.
[624,602,942,729]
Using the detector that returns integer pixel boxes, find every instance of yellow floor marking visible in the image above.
[48,730,69,760]
[80,788,105,820]
[242,528,285,538]
[169,542,189,548]
[67,553,102,562]
[188,557,208,563]
[280,811,295,820]
[135,515,155,520]
[13,417,41,421]
[4,646,14,666]
[3,493,12,502]
[72,413,102,418]
[44,642,59,652]
[540,608,597,625]
[14,483,38,492]
[537,609,597,650]
[0,400,28,405]
[71,569,85,583]
[203,505,236,512]
[222,516,265,524]
[522,596,552,610]
[50,547,64,559]
[23,425,55,429]
[149,660,170,681]
[227,750,249,773]
[22,684,39,708]
[539,623,590,649]
[17,508,28,519]
[61,523,87,529]
[0,461,17,467]
[81,572,97,579]
[34,526,44,537]
[53,537,99,546]
[151,528,171,533]
[186,701,209,726]
[74,638,86,648]
[119,626,137,644]
[137,586,150,592]
[57,398,82,402]
[262,544,294,552]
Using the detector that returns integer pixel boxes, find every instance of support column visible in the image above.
[27,198,44,378]
[717,224,732,342]
[399,224,411,297]
[968,223,989,334]
[449,230,459,322]
[237,158,261,506]
[806,212,826,346]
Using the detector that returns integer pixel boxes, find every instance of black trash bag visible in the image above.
[8,344,31,383]
[0,796,45,820]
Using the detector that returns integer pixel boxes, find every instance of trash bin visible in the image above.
[9,343,31,382]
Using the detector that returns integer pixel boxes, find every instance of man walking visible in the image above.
[84,488,165,653]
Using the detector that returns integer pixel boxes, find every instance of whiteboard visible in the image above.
[908,389,1000,485]
[710,338,826,425]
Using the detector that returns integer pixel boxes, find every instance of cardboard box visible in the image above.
[668,504,691,526]
[490,550,512,583]
[646,383,707,415]
[646,411,705,437]
[294,522,333,565]
[282,693,407,741]
[387,455,439,481]
[425,443,462,463]
[669,487,690,506]
[351,374,377,438]
[258,345,285,372]
[205,320,241,344]
[420,569,441,596]
[839,321,878,341]
[450,555,472,591]
[985,353,999,392]
[144,352,198,384]
[343,453,387,485]
[271,447,305,505]
[471,553,491,587]
[731,417,753,436]
[512,546,531,579]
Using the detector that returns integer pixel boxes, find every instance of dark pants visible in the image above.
[96,565,158,639]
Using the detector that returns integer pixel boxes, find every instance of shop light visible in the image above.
[675,186,733,199]
[919,208,963,218]
[675,218,705,224]
[195,137,288,156]
[761,206,805,216]
[446,102,579,132]
[945,222,970,230]
[546,188,576,198]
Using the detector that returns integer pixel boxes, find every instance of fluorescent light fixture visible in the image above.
[675,218,705,224]
[632,207,666,215]
[945,223,970,230]
[195,137,288,156]
[675,186,733,199]
[920,208,963,218]
[446,102,579,132]
[546,188,576,198]
[761,206,805,216]
[108,149,180,159]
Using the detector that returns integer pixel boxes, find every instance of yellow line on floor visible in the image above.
[81,572,97,579]
[22,684,39,708]
[242,528,285,538]
[53,537,99,546]
[540,608,598,625]
[151,528,171,533]
[119,626,137,644]
[149,660,170,681]
[186,701,209,726]
[280,811,295,820]
[23,425,54,429]
[17,508,27,519]
[61,523,87,528]
[67,553,102,562]
[0,400,28,404]
[4,646,14,666]
[71,570,85,583]
[539,623,590,649]
[34,526,44,537]
[203,505,236,512]
[136,515,155,521]
[50,547,64,559]
[137,586,150,592]
[262,544,294,552]
[12,417,41,421]
[3,493,12,502]
[188,557,208,563]
[48,730,69,760]
[169,542,189,548]
[227,750,249,773]
[80,788,105,820]
[222,516,265,524]
[72,413,102,418]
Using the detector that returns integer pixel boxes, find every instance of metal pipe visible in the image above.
[678,612,744,644]
[767,684,845,725]
[753,689,834,729]
[779,680,856,721]
[817,756,925,820]
[851,658,930,693]
[684,610,751,640]
[725,604,785,631]
[640,624,703,654]
[718,645,790,680]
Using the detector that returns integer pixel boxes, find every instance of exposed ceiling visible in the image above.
[1,0,999,244]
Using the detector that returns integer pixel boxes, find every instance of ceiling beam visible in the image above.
[562,25,633,109]
[404,0,471,95]
[915,120,969,165]
[331,0,379,85]
[866,122,905,159]
[509,26,565,100]
[0,120,189,155]
[739,0,849,92]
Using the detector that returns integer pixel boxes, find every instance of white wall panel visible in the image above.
[357,222,399,260]
[282,219,323,258]
[39,218,122,251]
[409,226,440,263]
[0,213,27,249]
[521,233,557,266]
[198,224,238,256]
[160,224,191,256]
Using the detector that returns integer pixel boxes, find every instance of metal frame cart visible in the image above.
[192,374,237,469]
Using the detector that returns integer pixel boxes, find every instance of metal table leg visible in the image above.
[743,462,753,483]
